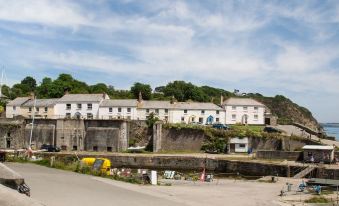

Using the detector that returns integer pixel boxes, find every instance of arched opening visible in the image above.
[74,112,81,120]
[241,114,248,125]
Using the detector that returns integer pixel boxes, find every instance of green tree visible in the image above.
[21,76,37,92]
[130,82,152,100]
[89,83,109,94]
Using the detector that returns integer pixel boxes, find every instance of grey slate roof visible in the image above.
[140,101,223,110]
[6,97,30,106]
[23,99,59,107]
[58,94,106,103]
[101,99,138,107]
[222,97,264,106]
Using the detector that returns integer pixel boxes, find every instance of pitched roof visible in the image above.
[223,97,264,106]
[58,94,107,103]
[6,97,31,106]
[302,145,334,150]
[101,99,138,107]
[139,101,223,110]
[23,99,59,107]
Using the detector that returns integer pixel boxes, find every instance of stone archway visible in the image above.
[241,114,248,125]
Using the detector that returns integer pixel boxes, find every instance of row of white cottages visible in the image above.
[5,93,267,125]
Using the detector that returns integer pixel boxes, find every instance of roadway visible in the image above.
[4,163,286,206]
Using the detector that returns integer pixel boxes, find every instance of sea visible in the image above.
[322,123,339,141]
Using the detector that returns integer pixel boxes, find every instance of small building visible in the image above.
[302,145,335,163]
[229,137,249,153]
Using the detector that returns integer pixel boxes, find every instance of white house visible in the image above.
[229,137,249,153]
[5,97,31,118]
[54,93,109,119]
[137,100,225,124]
[98,99,138,120]
[223,98,265,125]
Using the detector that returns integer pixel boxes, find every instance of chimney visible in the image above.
[29,92,35,100]
[138,91,143,103]
[64,89,69,95]
[220,95,224,105]
[170,95,177,104]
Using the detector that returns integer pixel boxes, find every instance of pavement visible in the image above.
[275,125,339,147]
[4,162,291,206]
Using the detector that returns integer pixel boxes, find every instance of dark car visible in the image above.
[263,127,281,133]
[212,123,229,130]
[40,144,61,152]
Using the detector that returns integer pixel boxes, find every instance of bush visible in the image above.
[305,196,330,203]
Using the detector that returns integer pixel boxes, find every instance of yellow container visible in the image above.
[81,158,111,175]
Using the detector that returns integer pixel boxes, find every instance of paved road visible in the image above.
[5,163,286,206]
[275,125,339,147]
[5,163,177,206]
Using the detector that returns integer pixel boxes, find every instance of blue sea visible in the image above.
[322,124,339,140]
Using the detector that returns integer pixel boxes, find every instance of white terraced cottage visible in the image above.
[6,94,266,125]
[54,93,110,119]
[222,97,266,125]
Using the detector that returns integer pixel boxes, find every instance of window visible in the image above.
[232,106,236,110]
[254,107,258,110]
[243,106,248,110]
[107,147,112,152]
[165,109,168,114]
[216,110,219,115]
[66,104,71,110]
[232,114,236,119]
[66,113,71,118]
[13,106,16,111]
[155,109,159,114]
[164,116,168,121]
[254,114,258,120]
[117,107,121,113]
[184,109,187,114]
[181,117,185,121]
[77,104,82,109]
[127,108,131,113]
[191,117,195,122]
[87,103,92,110]
[93,146,98,152]
[199,117,203,123]
[216,118,220,122]
[36,107,39,112]
[72,146,77,151]
[109,107,113,113]
[87,113,93,119]
[201,110,205,114]
[146,109,150,113]
[44,107,48,112]
[239,144,246,148]
[29,107,32,113]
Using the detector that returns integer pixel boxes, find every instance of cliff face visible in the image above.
[252,95,320,130]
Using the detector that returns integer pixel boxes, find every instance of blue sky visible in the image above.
[0,0,339,122]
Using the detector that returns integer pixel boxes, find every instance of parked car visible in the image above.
[40,144,61,152]
[263,127,281,133]
[212,123,229,130]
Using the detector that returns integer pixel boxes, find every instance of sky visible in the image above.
[0,0,339,123]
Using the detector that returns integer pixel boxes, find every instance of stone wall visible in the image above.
[0,119,25,149]
[84,127,120,152]
[159,127,206,152]
[0,118,129,152]
[256,150,303,161]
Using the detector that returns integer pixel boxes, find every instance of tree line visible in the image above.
[0,73,235,105]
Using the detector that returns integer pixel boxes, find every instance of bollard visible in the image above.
[50,156,55,167]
